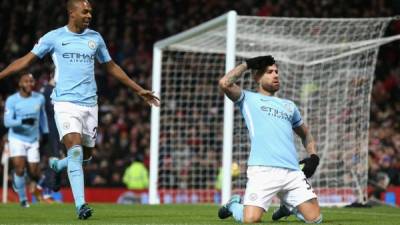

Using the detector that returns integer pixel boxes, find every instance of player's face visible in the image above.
[259,64,279,93]
[71,1,92,30]
[19,74,35,95]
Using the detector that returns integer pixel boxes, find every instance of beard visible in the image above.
[21,86,33,94]
[260,82,279,94]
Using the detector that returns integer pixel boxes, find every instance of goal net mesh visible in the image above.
[156,15,393,205]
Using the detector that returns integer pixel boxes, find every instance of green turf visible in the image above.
[0,203,399,225]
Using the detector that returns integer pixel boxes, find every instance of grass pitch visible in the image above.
[0,203,399,225]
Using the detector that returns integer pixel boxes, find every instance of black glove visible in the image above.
[21,118,36,125]
[245,55,275,70]
[299,154,320,178]
[40,133,49,147]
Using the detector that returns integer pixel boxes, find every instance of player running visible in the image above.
[0,0,159,219]
[4,73,49,207]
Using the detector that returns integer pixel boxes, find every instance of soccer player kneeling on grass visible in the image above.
[217,56,322,224]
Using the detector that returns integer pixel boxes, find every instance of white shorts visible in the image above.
[8,137,40,163]
[243,166,317,211]
[53,101,98,148]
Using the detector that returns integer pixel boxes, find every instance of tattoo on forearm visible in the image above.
[226,74,241,85]
[224,64,247,86]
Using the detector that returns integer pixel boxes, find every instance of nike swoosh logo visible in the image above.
[260,99,272,102]
[62,42,71,46]
[69,169,79,173]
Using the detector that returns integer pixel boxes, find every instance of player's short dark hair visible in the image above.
[15,71,33,87]
[17,71,32,81]
[67,0,89,12]
[252,55,276,82]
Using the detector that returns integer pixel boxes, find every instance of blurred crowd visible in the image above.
[0,0,399,188]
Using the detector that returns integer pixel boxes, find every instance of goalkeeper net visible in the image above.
[150,11,400,205]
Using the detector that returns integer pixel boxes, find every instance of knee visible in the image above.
[299,201,320,222]
[304,214,323,224]
[302,211,320,222]
[63,133,82,149]
[243,206,264,223]
[243,215,262,224]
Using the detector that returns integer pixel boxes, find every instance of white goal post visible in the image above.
[150,10,400,206]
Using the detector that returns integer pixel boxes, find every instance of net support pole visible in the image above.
[2,159,8,203]
[221,10,237,205]
[2,145,9,204]
[149,46,162,205]
[150,10,237,205]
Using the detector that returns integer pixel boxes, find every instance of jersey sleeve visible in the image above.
[31,32,54,58]
[292,104,303,128]
[96,34,112,63]
[235,90,246,105]
[3,97,22,128]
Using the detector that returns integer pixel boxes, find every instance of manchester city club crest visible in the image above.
[283,103,293,114]
[88,40,96,49]
[63,122,70,130]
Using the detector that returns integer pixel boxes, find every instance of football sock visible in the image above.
[305,214,323,224]
[229,202,244,222]
[293,209,323,224]
[56,157,68,171]
[13,172,27,202]
[67,145,85,209]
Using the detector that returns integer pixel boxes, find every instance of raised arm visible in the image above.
[0,53,37,80]
[104,60,160,106]
[219,56,276,101]
[218,63,247,101]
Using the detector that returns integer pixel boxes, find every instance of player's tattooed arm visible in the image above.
[223,63,247,87]
[218,63,247,101]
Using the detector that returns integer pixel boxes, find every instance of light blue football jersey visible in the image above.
[4,92,49,143]
[236,90,303,170]
[31,26,111,106]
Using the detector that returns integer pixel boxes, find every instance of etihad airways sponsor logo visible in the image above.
[62,52,95,63]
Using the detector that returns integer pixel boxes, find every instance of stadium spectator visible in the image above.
[122,154,149,190]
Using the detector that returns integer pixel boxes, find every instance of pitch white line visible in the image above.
[326,210,400,217]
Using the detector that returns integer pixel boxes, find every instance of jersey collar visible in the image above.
[64,26,88,35]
